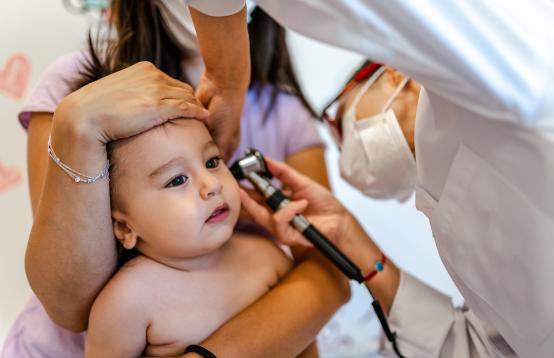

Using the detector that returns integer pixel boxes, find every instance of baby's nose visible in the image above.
[200,172,222,199]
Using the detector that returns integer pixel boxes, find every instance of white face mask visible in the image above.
[339,67,417,202]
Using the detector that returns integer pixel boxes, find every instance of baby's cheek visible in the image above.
[226,180,242,221]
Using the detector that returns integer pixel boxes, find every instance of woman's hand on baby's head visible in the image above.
[55,61,209,146]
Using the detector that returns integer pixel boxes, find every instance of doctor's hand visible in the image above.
[240,158,401,313]
[240,158,369,256]
[195,72,244,161]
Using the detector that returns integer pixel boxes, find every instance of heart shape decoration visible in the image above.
[0,162,22,194]
[0,53,31,100]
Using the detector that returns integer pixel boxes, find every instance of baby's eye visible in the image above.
[166,175,188,188]
[206,156,221,169]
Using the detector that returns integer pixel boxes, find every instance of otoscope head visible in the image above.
[230,148,272,180]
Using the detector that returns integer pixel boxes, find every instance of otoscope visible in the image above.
[230,149,406,358]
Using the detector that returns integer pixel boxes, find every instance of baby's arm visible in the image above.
[85,272,150,358]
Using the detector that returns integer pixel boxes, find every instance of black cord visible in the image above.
[366,287,407,358]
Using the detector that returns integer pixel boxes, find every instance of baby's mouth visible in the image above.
[205,203,230,223]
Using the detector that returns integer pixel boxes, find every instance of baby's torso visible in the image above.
[133,235,290,357]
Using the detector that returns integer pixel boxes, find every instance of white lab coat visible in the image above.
[187,1,554,357]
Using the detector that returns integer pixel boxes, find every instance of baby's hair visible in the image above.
[105,140,127,207]
[106,140,141,268]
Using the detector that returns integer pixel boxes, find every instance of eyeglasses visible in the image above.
[320,62,383,144]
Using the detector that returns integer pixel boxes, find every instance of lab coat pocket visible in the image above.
[431,144,554,346]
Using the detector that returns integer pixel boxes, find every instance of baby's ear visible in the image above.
[112,211,137,250]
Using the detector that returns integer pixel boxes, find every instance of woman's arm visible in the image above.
[287,146,341,358]
[27,113,54,212]
[25,111,117,332]
[190,251,349,358]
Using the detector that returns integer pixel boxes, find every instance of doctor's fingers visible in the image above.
[271,200,313,248]
[240,186,293,203]
[239,189,310,247]
[240,189,274,229]
[239,187,265,205]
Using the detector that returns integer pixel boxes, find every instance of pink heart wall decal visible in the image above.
[0,162,22,194]
[0,53,31,100]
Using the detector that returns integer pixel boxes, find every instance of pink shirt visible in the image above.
[3,51,323,358]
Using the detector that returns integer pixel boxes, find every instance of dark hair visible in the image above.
[76,0,190,89]
[247,7,316,121]
[76,2,315,119]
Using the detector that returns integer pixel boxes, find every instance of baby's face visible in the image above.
[110,120,240,264]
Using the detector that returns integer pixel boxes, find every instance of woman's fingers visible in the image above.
[140,63,208,121]
[64,61,215,144]
[159,98,209,122]
[162,73,196,91]
[159,85,209,118]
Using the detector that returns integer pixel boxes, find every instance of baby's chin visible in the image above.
[208,219,237,247]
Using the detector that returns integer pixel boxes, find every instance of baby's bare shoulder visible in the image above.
[229,234,292,278]
[230,234,281,257]
[98,256,184,307]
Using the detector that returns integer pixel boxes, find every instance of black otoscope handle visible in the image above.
[266,190,288,211]
[302,224,364,283]
[266,190,364,283]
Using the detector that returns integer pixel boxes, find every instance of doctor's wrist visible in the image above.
[366,260,400,314]
[338,214,381,266]
[339,215,400,313]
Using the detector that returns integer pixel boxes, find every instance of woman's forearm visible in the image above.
[25,111,117,332]
[192,252,349,357]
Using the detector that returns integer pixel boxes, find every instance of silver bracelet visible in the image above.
[47,136,109,184]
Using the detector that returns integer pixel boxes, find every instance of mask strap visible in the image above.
[350,66,386,109]
[381,77,410,113]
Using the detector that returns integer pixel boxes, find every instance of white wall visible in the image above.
[0,1,461,354]
[0,0,88,348]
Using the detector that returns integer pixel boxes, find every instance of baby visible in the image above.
[84,120,310,357]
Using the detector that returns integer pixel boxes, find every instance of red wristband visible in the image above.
[363,253,387,282]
